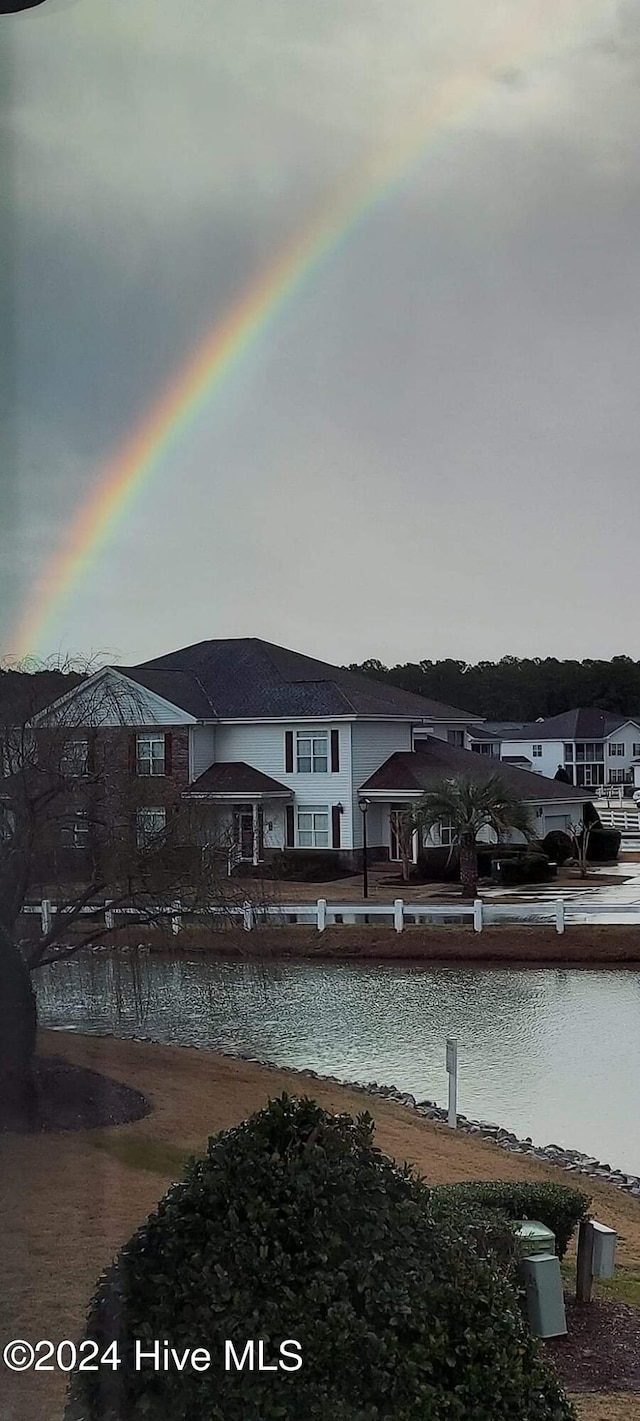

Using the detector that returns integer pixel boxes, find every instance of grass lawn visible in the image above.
[1,1030,639,1421]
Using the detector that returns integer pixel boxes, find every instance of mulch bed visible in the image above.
[546,1296,640,1392]
[0,1055,151,1133]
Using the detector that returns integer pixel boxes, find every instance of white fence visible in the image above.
[24,896,640,936]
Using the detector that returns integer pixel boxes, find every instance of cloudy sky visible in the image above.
[1,0,639,667]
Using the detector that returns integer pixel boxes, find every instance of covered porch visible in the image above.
[182,762,292,867]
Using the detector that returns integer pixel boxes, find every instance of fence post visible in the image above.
[317,898,326,932]
[104,901,115,930]
[555,898,565,935]
[171,901,182,935]
[242,900,254,931]
[473,899,483,932]
[394,899,404,933]
[41,898,52,935]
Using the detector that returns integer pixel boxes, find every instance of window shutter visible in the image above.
[285,804,295,847]
[258,805,264,858]
[285,730,294,774]
[128,733,138,776]
[164,732,173,776]
[331,729,340,773]
[331,805,341,850]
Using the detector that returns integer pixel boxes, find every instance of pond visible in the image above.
[36,954,640,1175]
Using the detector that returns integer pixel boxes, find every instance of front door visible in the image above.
[233,804,254,860]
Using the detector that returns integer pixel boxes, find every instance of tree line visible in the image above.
[346,655,640,721]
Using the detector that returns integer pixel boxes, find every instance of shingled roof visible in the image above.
[486,709,635,742]
[120,638,480,722]
[183,762,291,797]
[360,737,592,802]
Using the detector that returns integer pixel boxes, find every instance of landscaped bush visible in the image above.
[429,1180,590,1260]
[68,1097,575,1421]
[233,850,350,881]
[497,852,555,886]
[582,826,621,862]
[541,830,574,866]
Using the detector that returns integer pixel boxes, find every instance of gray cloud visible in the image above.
[2,0,640,665]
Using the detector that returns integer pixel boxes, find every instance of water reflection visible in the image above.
[36,954,640,1175]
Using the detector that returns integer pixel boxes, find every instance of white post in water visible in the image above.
[446,1038,458,1129]
[41,898,52,935]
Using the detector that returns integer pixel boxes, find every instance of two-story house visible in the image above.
[37,639,593,870]
[485,709,640,792]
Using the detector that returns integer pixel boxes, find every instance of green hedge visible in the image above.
[497,852,554,886]
[541,830,573,866]
[233,851,350,881]
[583,826,621,862]
[68,1097,575,1421]
[429,1180,590,1259]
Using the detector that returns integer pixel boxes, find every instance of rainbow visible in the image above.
[11,7,581,660]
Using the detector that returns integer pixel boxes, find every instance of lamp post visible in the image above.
[358,796,369,899]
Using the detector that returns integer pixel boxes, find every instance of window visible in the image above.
[532,744,543,757]
[564,743,574,760]
[297,804,329,848]
[296,732,328,774]
[609,742,625,756]
[60,738,89,777]
[472,742,495,755]
[575,742,604,762]
[136,733,166,776]
[447,729,465,748]
[439,820,457,847]
[0,805,15,841]
[609,768,629,785]
[633,744,640,758]
[60,813,89,849]
[136,806,167,847]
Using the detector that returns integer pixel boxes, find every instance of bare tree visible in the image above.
[0,662,260,1121]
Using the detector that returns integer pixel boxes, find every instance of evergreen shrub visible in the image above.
[430,1180,590,1259]
[68,1097,575,1421]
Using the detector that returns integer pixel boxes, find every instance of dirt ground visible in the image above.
[1,1030,640,1421]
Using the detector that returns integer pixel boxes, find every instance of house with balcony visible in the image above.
[485,709,640,792]
[35,638,593,871]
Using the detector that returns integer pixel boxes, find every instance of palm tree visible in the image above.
[413,774,533,898]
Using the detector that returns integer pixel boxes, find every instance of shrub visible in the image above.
[233,851,349,881]
[429,1180,590,1260]
[498,852,554,886]
[541,830,573,866]
[583,826,621,863]
[68,1097,575,1421]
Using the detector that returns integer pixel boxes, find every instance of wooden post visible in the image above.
[394,898,404,933]
[446,1038,458,1128]
[555,899,565,934]
[317,898,326,932]
[171,901,182,935]
[576,1219,595,1303]
[104,901,115,930]
[242,900,253,931]
[473,899,483,932]
[41,898,52,935]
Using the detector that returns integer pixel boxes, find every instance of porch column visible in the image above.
[411,827,419,864]
[252,800,260,866]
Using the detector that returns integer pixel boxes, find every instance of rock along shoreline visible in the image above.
[115,1026,640,1201]
[216,1045,640,1200]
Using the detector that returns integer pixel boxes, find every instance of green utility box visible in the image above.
[515,1220,567,1339]
[515,1219,556,1258]
[519,1254,568,1338]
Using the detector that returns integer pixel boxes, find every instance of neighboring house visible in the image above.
[486,709,640,791]
[32,638,593,871]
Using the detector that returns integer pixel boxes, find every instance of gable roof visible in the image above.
[183,762,291,797]
[360,737,592,803]
[120,638,481,723]
[486,708,631,742]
